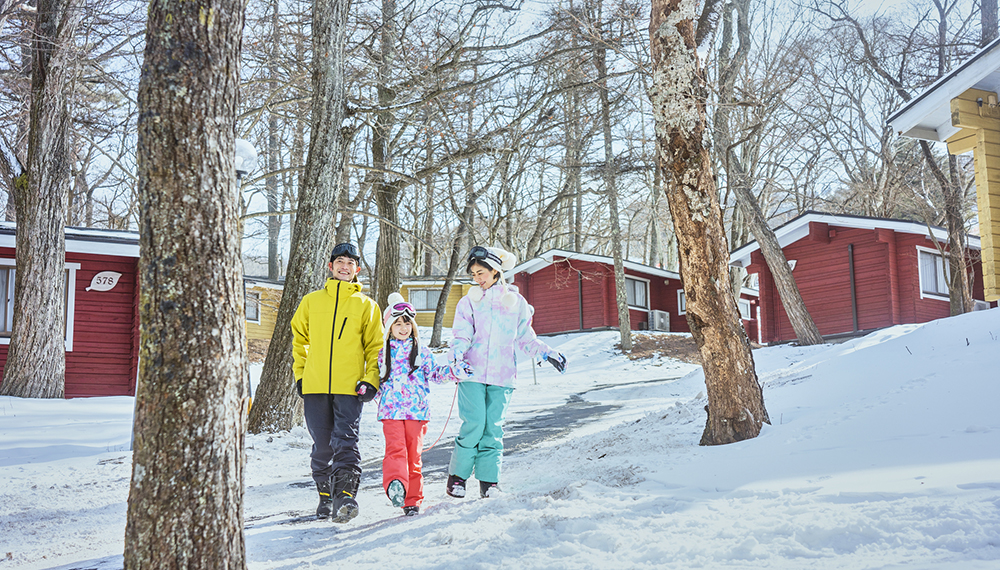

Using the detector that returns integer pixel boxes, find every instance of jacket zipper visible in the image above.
[338,317,347,339]
[328,281,341,394]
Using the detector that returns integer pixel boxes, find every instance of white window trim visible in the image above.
[624,275,650,311]
[0,259,80,351]
[738,298,752,320]
[677,289,687,315]
[246,291,261,324]
[915,245,950,302]
[408,288,442,312]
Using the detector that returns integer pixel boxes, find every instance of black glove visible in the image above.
[356,381,377,402]
[544,353,566,374]
[295,379,303,398]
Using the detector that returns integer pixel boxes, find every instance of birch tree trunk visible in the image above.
[648,0,769,445]
[124,0,248,567]
[0,0,82,399]
[248,0,351,433]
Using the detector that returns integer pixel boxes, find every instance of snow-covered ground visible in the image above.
[2,310,1000,569]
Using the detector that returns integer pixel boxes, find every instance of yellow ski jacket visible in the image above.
[291,279,384,395]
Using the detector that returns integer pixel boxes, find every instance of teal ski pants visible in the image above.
[448,382,514,484]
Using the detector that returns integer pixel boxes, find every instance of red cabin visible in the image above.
[0,224,140,398]
[510,249,760,341]
[730,211,995,345]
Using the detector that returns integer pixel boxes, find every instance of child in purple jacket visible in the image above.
[376,293,457,516]
[446,246,566,499]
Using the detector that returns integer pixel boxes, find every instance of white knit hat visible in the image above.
[380,292,417,377]
[466,246,519,309]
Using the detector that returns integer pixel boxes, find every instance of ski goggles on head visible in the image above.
[330,242,360,262]
[467,246,501,267]
[389,302,416,320]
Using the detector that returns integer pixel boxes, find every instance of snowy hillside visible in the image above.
[1,310,999,569]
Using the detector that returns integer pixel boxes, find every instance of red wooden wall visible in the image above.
[749,224,989,344]
[513,258,689,335]
[0,248,139,397]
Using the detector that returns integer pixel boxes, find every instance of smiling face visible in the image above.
[390,317,413,340]
[469,261,499,289]
[329,256,360,282]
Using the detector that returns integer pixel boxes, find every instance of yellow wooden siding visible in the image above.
[246,286,283,341]
[398,283,471,328]
[950,88,1000,301]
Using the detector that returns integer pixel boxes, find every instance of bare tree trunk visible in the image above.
[372,0,399,307]
[984,0,998,46]
[713,0,821,345]
[593,7,631,351]
[248,0,352,433]
[648,0,769,445]
[0,0,82,399]
[266,0,281,280]
[430,168,475,347]
[124,0,248,567]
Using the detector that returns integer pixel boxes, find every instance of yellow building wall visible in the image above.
[246,285,283,341]
[948,88,1000,301]
[398,282,471,328]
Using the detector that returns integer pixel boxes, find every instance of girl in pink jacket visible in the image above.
[376,293,456,516]
[446,246,566,499]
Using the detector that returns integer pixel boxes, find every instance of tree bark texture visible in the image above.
[0,0,82,399]
[372,0,399,308]
[712,0,821,346]
[984,0,998,46]
[248,0,351,433]
[648,0,769,445]
[594,21,632,351]
[125,1,248,568]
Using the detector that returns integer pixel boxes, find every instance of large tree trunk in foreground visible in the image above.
[648,0,769,445]
[1,0,82,399]
[125,0,248,568]
[248,0,351,433]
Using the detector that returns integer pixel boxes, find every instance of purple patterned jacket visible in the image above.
[448,284,552,388]
[375,339,452,421]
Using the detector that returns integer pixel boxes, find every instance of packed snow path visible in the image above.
[3,314,1000,569]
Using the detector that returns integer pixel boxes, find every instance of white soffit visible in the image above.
[888,37,1000,143]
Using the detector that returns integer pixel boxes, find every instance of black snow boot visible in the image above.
[315,478,333,519]
[331,467,361,523]
[446,474,466,498]
[479,481,499,498]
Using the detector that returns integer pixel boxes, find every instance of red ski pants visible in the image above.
[381,419,428,507]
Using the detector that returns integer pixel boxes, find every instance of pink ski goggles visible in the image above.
[389,302,416,320]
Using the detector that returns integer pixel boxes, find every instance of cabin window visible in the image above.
[409,288,441,311]
[918,248,950,299]
[678,289,687,315]
[738,298,752,320]
[625,277,648,309]
[0,260,80,350]
[246,291,261,323]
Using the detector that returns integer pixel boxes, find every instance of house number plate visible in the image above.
[86,271,122,292]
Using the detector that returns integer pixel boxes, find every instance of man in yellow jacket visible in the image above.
[292,242,383,523]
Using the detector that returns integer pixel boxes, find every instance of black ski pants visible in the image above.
[303,393,364,483]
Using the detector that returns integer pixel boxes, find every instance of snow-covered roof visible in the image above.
[244,276,284,290]
[887,36,1000,142]
[511,248,681,281]
[0,222,139,258]
[399,276,471,286]
[729,211,982,268]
